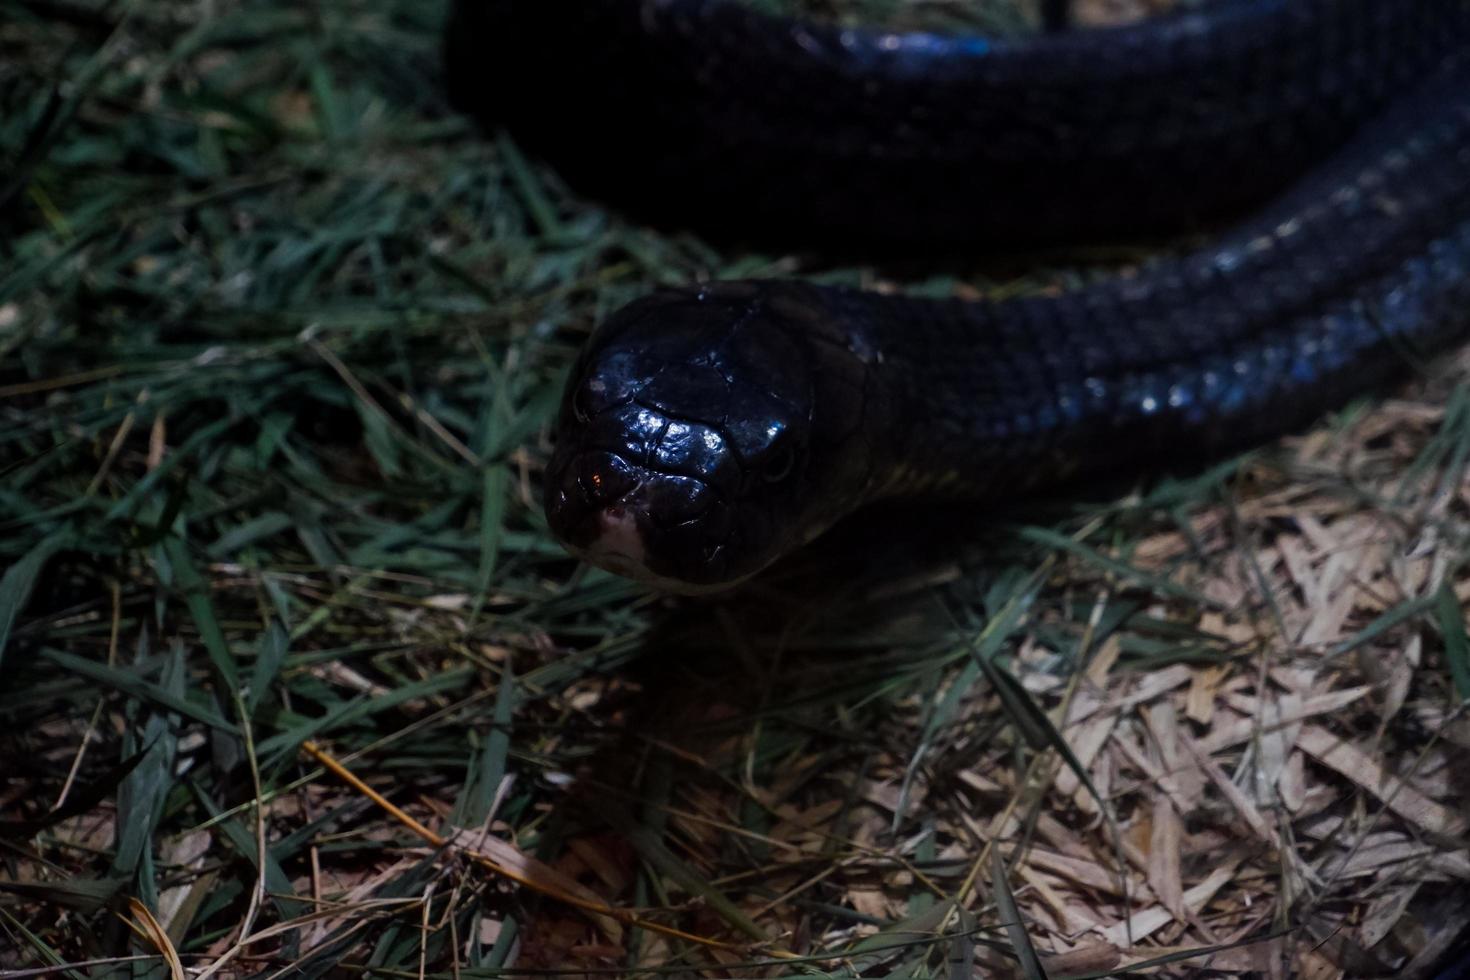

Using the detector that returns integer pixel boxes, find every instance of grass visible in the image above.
[3,0,1470,977]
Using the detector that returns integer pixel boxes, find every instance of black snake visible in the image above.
[447,0,1470,592]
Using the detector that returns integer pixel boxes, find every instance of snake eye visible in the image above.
[763,445,795,483]
[571,384,596,424]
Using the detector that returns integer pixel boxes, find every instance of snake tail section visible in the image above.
[448,0,1470,248]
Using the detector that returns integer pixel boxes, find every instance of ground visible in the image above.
[2,0,1469,977]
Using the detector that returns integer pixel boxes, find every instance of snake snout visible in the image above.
[544,446,738,590]
[546,450,644,551]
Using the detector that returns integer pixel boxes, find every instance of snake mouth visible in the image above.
[544,447,737,589]
[579,505,649,572]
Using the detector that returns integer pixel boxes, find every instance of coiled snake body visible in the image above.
[448,0,1470,591]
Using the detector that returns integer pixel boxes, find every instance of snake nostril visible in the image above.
[574,452,641,507]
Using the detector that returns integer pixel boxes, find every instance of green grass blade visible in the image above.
[38,647,238,734]
[1436,580,1470,702]
[160,536,240,691]
[0,529,72,671]
[451,665,515,829]
[991,849,1049,980]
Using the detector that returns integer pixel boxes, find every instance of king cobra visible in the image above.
[447,0,1470,592]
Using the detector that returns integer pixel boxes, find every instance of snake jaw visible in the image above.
[571,506,748,595]
[583,506,648,571]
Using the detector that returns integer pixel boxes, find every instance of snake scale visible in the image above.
[446,0,1470,592]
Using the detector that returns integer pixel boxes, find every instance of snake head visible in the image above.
[543,282,877,591]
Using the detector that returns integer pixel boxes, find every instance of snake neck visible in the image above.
[827,63,1470,507]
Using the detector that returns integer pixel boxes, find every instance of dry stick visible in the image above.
[300,740,797,959]
[192,703,275,980]
[53,580,122,810]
